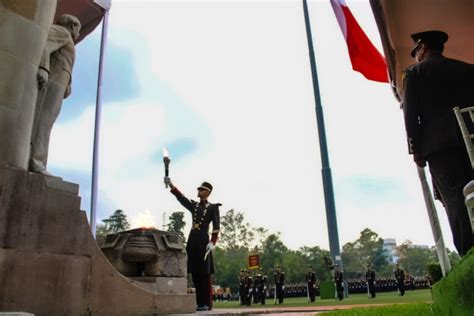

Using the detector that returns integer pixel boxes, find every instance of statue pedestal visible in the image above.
[0,166,195,315]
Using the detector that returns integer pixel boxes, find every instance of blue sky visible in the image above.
[48,0,456,252]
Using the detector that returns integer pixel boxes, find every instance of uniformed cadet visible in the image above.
[253,270,266,304]
[306,265,316,302]
[258,270,267,305]
[334,264,344,300]
[252,271,260,304]
[394,263,406,296]
[274,265,285,304]
[243,269,253,306]
[165,179,220,311]
[365,264,376,298]
[238,269,245,305]
[402,30,474,256]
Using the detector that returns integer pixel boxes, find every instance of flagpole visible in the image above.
[417,166,451,276]
[90,7,110,238]
[302,0,342,267]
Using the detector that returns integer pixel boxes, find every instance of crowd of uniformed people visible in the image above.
[214,264,431,305]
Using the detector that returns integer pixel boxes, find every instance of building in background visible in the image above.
[383,238,399,263]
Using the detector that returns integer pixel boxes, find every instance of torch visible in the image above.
[163,147,171,188]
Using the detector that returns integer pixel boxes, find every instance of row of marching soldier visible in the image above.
[237,262,418,305]
[238,268,267,305]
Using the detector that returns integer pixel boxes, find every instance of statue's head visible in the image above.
[57,14,81,41]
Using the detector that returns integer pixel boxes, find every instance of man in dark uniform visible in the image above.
[334,264,344,300]
[165,179,220,311]
[306,265,316,302]
[274,265,285,304]
[238,269,245,305]
[243,269,253,306]
[253,270,266,304]
[252,271,260,304]
[402,30,474,256]
[394,263,405,296]
[365,264,376,298]
[257,270,267,305]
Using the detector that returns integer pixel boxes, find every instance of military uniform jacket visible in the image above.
[258,275,267,290]
[394,269,405,282]
[402,53,474,157]
[274,272,285,288]
[365,270,376,283]
[306,272,316,285]
[334,271,344,285]
[171,188,220,275]
[243,276,253,291]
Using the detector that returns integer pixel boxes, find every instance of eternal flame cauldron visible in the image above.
[101,228,186,278]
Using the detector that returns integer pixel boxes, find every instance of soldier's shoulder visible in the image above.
[403,63,419,77]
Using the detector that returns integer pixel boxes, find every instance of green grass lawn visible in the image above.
[321,303,433,315]
[213,289,432,309]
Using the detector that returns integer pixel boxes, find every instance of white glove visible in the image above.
[206,242,215,252]
[164,177,173,187]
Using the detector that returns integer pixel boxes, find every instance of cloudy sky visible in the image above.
[48,0,457,252]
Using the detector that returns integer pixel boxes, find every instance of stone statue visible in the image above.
[29,14,81,176]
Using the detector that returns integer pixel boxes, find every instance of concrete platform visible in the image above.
[0,166,195,315]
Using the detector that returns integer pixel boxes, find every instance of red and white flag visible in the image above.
[330,0,389,83]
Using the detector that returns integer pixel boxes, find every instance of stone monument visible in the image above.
[30,14,81,176]
[0,1,195,314]
[101,228,188,294]
[0,0,56,170]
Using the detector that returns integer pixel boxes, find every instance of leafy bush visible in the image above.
[426,263,442,284]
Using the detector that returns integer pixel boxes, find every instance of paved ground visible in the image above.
[170,303,395,316]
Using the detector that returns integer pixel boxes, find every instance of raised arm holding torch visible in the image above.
[163,147,171,188]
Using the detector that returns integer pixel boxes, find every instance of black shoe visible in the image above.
[196,305,208,311]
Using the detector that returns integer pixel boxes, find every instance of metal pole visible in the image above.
[416,166,451,276]
[90,9,110,238]
[302,0,342,267]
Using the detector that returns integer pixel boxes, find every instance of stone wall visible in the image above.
[0,166,195,315]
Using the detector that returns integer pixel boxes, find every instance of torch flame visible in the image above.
[163,147,169,158]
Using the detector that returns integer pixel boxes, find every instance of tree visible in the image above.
[213,246,248,293]
[341,228,388,279]
[252,226,269,252]
[95,223,110,246]
[260,233,288,282]
[282,250,307,283]
[166,211,186,241]
[299,246,332,281]
[102,209,130,233]
[447,248,461,266]
[398,244,435,276]
[219,209,255,252]
[95,209,130,246]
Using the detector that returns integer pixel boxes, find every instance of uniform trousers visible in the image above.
[427,147,474,256]
[192,273,212,308]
